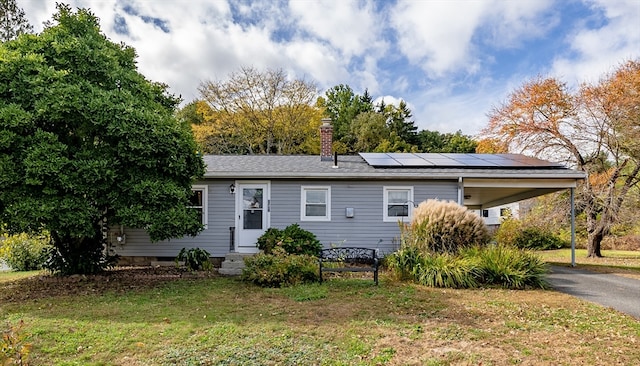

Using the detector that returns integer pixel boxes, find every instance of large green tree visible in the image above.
[380,99,418,145]
[0,5,205,274]
[0,0,32,42]
[319,84,374,152]
[416,130,477,153]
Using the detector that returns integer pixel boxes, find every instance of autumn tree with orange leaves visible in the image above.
[481,60,640,257]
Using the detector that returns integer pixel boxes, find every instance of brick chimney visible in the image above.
[320,118,333,161]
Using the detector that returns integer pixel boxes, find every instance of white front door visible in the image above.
[236,182,270,253]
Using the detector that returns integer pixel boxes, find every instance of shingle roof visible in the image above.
[202,154,585,180]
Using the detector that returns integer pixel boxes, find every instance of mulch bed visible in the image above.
[0,266,220,303]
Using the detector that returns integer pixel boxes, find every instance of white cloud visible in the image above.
[289,0,384,58]
[551,0,640,85]
[482,0,558,48]
[390,0,486,77]
[390,0,559,77]
[14,0,640,136]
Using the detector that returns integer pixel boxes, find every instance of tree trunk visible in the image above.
[586,230,604,258]
[48,225,113,275]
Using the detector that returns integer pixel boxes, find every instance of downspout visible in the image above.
[457,177,464,205]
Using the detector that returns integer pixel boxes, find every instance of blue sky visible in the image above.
[20,0,640,135]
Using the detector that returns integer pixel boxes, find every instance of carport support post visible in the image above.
[571,187,576,267]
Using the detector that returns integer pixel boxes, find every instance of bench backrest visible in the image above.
[320,247,378,264]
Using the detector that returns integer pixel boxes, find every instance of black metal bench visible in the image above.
[319,247,379,285]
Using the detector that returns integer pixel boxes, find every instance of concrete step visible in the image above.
[218,267,244,276]
[218,252,255,276]
[220,261,246,270]
[223,253,250,262]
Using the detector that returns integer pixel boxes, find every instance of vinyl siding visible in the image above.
[113,180,236,258]
[271,180,457,255]
[114,178,457,258]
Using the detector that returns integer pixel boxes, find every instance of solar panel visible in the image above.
[359,153,564,168]
[388,153,434,166]
[415,153,466,166]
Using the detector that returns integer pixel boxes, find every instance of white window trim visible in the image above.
[383,186,414,223]
[190,185,208,229]
[300,186,331,221]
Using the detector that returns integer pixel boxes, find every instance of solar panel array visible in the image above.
[358,153,564,168]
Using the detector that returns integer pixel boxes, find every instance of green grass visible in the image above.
[2,272,639,365]
[540,248,640,260]
[539,249,640,277]
[0,270,42,283]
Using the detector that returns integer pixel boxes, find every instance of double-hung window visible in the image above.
[383,186,413,222]
[301,186,331,221]
[189,185,208,228]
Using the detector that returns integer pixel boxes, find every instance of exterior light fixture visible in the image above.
[229,183,236,194]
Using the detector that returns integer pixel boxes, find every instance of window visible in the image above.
[383,186,413,222]
[189,185,208,228]
[301,186,331,221]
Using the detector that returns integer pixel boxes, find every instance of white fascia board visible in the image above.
[464,178,578,189]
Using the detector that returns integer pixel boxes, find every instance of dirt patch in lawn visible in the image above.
[0,266,218,303]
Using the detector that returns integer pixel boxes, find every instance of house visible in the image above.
[475,202,520,229]
[110,120,585,266]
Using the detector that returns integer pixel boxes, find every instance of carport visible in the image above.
[359,153,586,266]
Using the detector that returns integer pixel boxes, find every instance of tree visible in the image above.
[0,5,205,274]
[0,0,33,42]
[416,130,477,153]
[475,138,509,153]
[481,60,640,257]
[320,84,374,151]
[382,100,418,145]
[350,111,389,152]
[198,67,320,155]
[441,130,478,153]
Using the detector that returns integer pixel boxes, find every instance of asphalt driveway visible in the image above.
[548,265,640,319]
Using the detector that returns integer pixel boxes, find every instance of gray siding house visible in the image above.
[111,123,585,264]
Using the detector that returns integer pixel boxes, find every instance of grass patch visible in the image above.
[281,282,328,301]
[540,249,640,279]
[0,270,42,283]
[1,269,639,365]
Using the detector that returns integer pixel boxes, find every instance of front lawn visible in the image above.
[2,269,639,365]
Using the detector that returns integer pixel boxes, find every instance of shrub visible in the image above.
[176,247,212,271]
[242,247,319,287]
[409,199,490,254]
[494,218,567,250]
[256,224,322,256]
[1,320,32,365]
[385,246,422,281]
[386,248,479,288]
[513,228,566,250]
[414,253,479,288]
[492,218,522,247]
[463,245,549,289]
[0,232,51,271]
[256,228,282,254]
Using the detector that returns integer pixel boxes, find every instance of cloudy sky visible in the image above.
[19,0,640,135]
